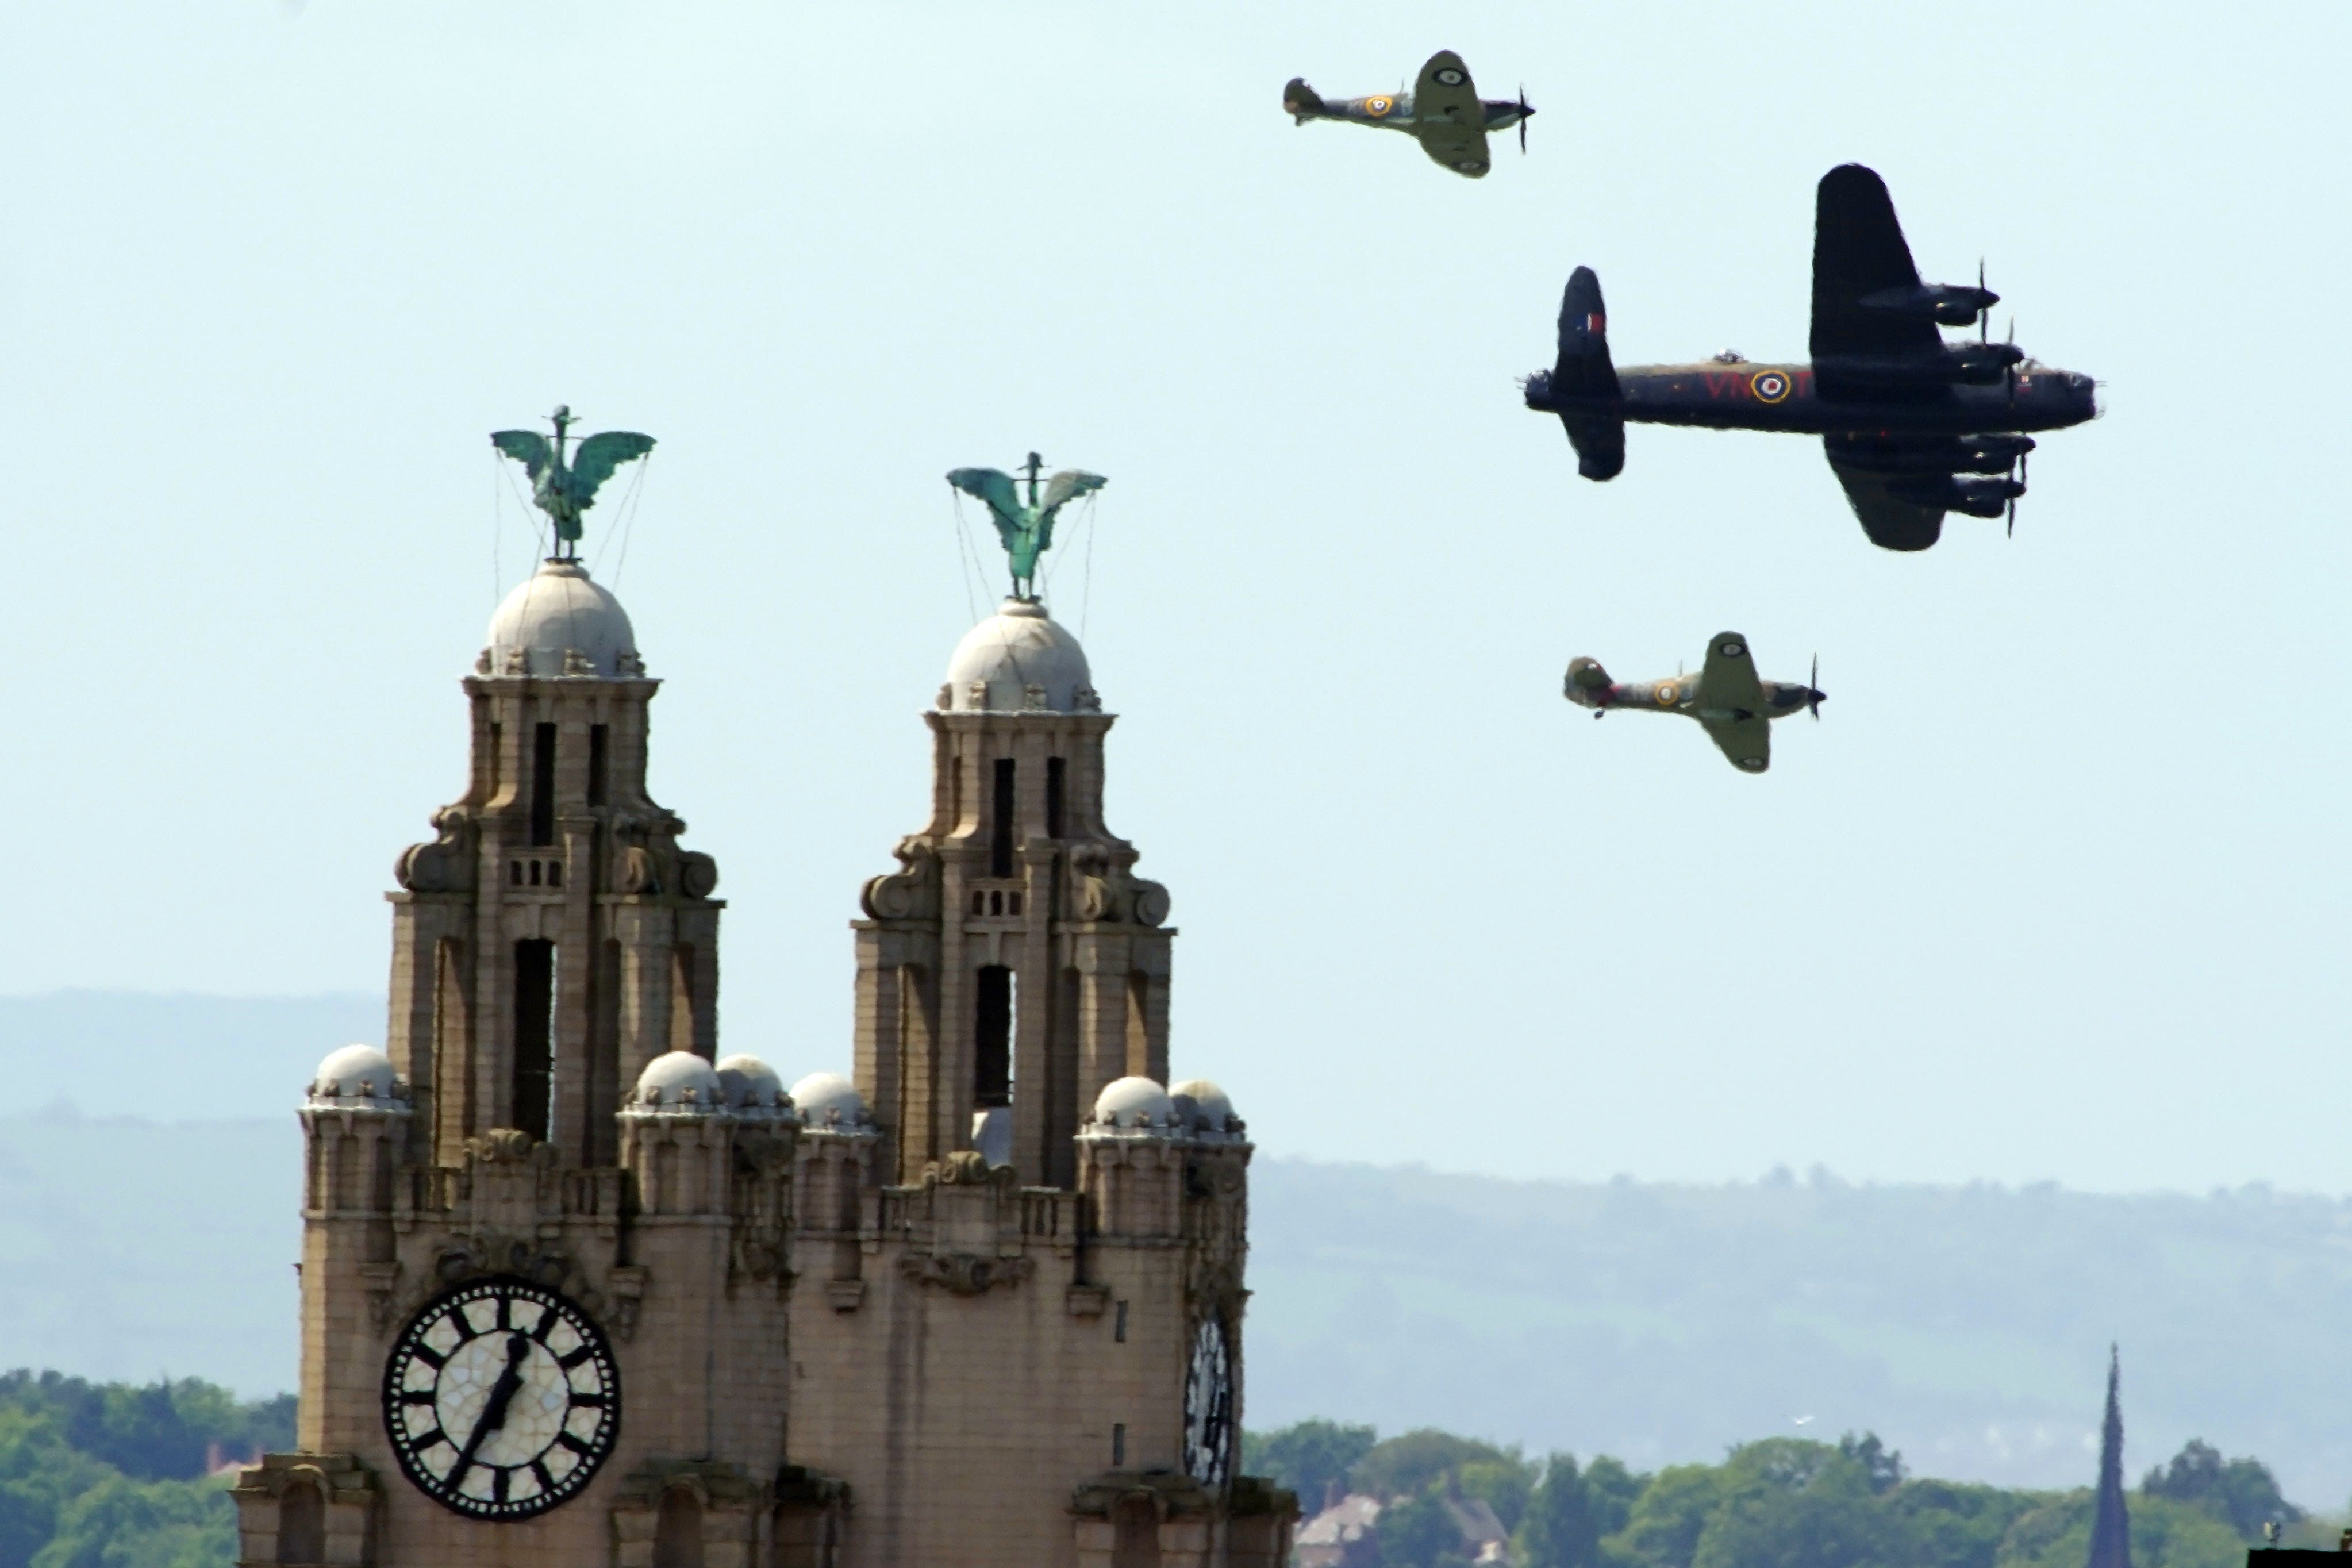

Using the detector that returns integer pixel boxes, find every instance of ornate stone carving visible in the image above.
[359,1262,403,1330]
[677,850,720,899]
[562,647,595,677]
[616,648,646,677]
[474,647,494,675]
[861,838,941,921]
[501,647,528,675]
[394,805,476,894]
[927,1149,1013,1187]
[1070,844,1171,927]
[899,1252,1035,1296]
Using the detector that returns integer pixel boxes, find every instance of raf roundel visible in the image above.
[1748,369,1792,404]
[1434,65,1466,86]
[1363,95,1393,117]
[382,1277,621,1521]
[1655,684,1679,706]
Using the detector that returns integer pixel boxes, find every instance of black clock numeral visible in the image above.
[492,1467,510,1505]
[528,1303,557,1341]
[398,1389,437,1406]
[557,1345,597,1370]
[555,1429,594,1455]
[569,1389,608,1408]
[409,1344,447,1371]
[529,1461,556,1496]
[494,1294,511,1332]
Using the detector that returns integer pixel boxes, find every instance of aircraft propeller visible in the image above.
[2004,316,2017,406]
[2007,447,2027,537]
[1518,85,1534,153]
[1808,654,1823,720]
[1977,260,1990,343]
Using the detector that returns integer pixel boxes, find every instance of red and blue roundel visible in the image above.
[1749,369,1792,403]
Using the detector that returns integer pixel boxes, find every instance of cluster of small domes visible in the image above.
[1083,1075,1243,1140]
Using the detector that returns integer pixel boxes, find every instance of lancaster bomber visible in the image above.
[1283,51,1532,178]
[1565,633,1823,774]
[1524,164,2099,550]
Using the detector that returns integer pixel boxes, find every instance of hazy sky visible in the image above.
[2,3,2344,1194]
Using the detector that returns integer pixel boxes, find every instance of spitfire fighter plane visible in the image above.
[1566,633,1823,774]
[1283,51,1532,178]
[1524,164,2099,549]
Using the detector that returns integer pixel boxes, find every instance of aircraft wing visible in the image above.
[1702,714,1771,774]
[1696,632,1766,717]
[1412,51,1491,176]
[1809,164,1941,363]
[1823,439,1946,551]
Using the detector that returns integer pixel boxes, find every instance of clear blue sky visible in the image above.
[2,3,2343,1193]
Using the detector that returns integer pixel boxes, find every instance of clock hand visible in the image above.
[445,1333,532,1493]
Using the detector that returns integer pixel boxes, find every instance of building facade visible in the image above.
[235,561,1293,1567]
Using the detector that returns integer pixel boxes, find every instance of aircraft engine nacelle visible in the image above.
[1859,282,1999,326]
[1947,341,2025,385]
[1955,433,2035,473]
[1892,475,2024,518]
[1567,657,1612,692]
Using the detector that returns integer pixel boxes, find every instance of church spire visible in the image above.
[2088,1344,2131,1568]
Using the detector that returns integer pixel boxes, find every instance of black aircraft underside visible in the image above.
[1523,164,2099,551]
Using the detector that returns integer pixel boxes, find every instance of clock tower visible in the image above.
[234,440,1294,1565]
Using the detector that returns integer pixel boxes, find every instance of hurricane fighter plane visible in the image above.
[1524,164,2098,550]
[1282,51,1532,178]
[1565,633,1823,775]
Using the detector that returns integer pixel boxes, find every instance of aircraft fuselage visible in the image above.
[1532,359,2096,436]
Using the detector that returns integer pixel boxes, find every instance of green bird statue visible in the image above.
[491,405,656,559]
[947,452,1107,599]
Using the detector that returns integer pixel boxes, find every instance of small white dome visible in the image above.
[309,1044,400,1104]
[943,599,1096,713]
[632,1050,724,1112]
[482,559,640,679]
[790,1071,870,1131]
[715,1054,787,1116]
[1169,1078,1236,1137]
[1092,1075,1175,1132]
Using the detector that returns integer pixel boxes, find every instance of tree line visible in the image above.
[1245,1419,2332,1568]
[0,1370,293,1568]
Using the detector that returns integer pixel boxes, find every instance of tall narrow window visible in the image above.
[588,723,609,806]
[530,722,558,846]
[276,1478,324,1565]
[487,721,503,798]
[513,939,555,1140]
[990,758,1016,877]
[1046,756,1067,839]
[974,964,1013,1108]
[653,1485,705,1568]
[669,944,697,1055]
[1125,971,1151,1077]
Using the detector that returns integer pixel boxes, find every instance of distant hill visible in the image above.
[3,993,2346,1508]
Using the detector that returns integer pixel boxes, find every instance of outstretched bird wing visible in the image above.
[490,429,552,481]
[1039,469,1106,515]
[564,431,656,509]
[947,468,1032,556]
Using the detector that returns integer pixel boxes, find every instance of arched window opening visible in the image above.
[653,1485,705,1568]
[974,965,1013,1110]
[276,1478,325,1565]
[1110,1496,1160,1568]
[512,939,555,1140]
[990,758,1016,877]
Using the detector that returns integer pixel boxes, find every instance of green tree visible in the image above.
[30,1474,233,1568]
[1611,1463,1731,1568]
[0,1406,109,1568]
[1522,1455,1601,1568]
[1243,1418,1376,1513]
[1356,1430,1517,1502]
[1457,1458,1536,1535]
[1377,1490,1475,1568]
[1890,1478,2043,1568]
[1996,1490,2247,1568]
[1689,1451,1905,1568]
[2140,1440,2302,1538]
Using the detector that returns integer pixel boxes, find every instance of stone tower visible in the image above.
[235,557,825,1565]
[785,597,1293,1567]
[237,556,1293,1566]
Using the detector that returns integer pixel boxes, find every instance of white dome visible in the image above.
[790,1071,870,1131]
[309,1044,401,1104]
[1170,1077,1237,1137]
[482,559,640,679]
[631,1050,724,1112]
[1092,1075,1175,1133]
[716,1054,787,1116]
[943,599,1096,713]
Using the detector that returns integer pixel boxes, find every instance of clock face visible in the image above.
[1183,1315,1234,1489]
[381,1277,621,1520]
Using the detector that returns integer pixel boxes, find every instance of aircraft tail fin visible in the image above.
[1554,266,1624,479]
[1283,78,1325,123]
